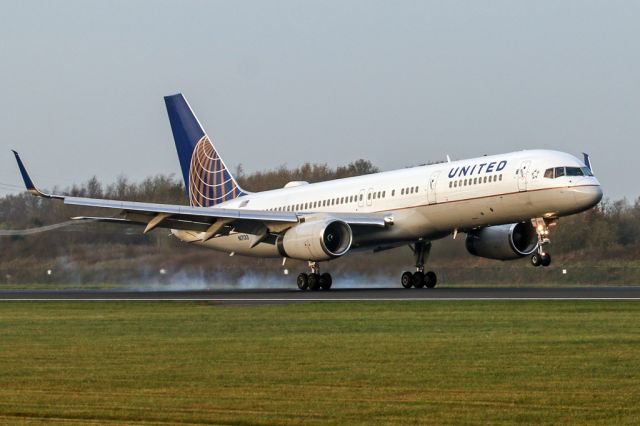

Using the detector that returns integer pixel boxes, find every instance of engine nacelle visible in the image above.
[278,219,353,261]
[466,222,538,260]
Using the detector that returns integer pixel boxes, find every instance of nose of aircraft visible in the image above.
[572,184,603,209]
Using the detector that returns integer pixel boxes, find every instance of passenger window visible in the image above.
[555,167,565,178]
[368,193,371,200]
[415,186,419,192]
[359,194,363,201]
[499,174,503,181]
[377,191,381,198]
[382,191,386,198]
[401,188,404,195]
[473,178,477,184]
[392,189,396,196]
[483,176,487,183]
[454,181,457,188]
[373,192,377,200]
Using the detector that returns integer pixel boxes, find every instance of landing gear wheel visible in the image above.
[531,253,542,267]
[297,273,309,290]
[401,271,413,288]
[308,273,321,291]
[320,273,332,290]
[413,271,425,288]
[541,253,551,267]
[425,271,437,288]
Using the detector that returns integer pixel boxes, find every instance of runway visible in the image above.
[1,286,640,302]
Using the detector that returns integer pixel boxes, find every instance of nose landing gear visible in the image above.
[531,251,551,267]
[297,261,332,291]
[401,241,438,288]
[531,218,554,267]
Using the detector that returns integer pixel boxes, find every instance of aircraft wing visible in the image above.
[12,151,389,238]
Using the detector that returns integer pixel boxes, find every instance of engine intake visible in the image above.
[466,222,538,260]
[278,219,353,261]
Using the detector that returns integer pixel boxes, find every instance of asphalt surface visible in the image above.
[1,287,640,302]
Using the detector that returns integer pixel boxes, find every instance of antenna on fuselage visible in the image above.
[446,155,451,163]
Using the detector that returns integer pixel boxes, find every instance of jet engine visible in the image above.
[465,222,538,260]
[278,219,353,261]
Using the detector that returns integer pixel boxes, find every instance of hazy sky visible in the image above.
[1,1,638,200]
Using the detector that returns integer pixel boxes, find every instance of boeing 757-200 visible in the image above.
[13,94,603,290]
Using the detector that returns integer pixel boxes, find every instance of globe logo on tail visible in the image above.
[189,136,243,207]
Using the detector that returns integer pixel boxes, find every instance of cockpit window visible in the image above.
[545,166,592,178]
[565,167,584,176]
[581,167,593,177]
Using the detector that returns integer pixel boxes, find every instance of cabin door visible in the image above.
[518,160,531,191]
[427,171,440,204]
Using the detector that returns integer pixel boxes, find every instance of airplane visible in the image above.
[12,93,603,290]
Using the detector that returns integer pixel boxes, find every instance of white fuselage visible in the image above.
[172,149,602,257]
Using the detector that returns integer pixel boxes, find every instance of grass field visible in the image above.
[1,301,639,425]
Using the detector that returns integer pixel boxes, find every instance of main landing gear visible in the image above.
[530,218,554,268]
[297,261,332,291]
[401,241,437,289]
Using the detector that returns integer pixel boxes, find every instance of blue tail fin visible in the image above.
[164,93,247,207]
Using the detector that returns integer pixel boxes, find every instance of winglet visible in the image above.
[11,150,56,198]
[582,152,593,173]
